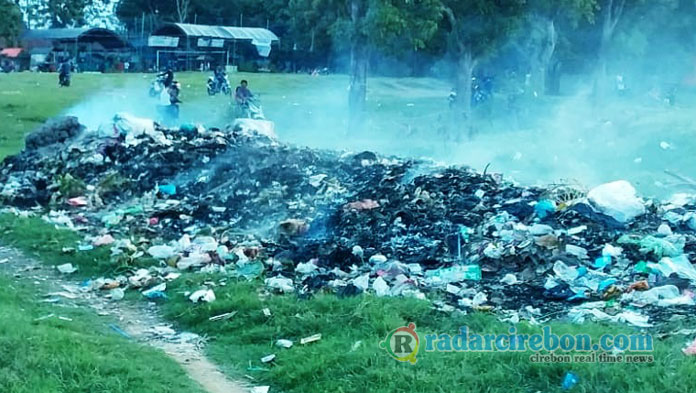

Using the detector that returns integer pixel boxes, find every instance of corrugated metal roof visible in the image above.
[171,23,279,43]
[23,28,91,41]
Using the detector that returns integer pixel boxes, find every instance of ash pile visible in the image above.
[2,113,696,328]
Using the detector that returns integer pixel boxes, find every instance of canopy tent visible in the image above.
[151,23,278,57]
[0,48,23,58]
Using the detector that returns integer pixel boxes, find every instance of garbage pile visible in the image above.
[2,114,696,328]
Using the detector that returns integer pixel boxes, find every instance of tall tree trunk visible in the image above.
[176,0,190,23]
[348,39,368,131]
[528,17,557,96]
[539,18,557,95]
[547,60,562,95]
[454,50,475,134]
[595,0,625,99]
[348,0,367,132]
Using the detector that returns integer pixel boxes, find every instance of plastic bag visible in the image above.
[587,180,645,224]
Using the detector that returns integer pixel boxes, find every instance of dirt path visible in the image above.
[0,246,251,393]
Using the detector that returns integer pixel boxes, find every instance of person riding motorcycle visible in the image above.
[235,79,254,117]
[207,67,230,95]
[214,67,227,88]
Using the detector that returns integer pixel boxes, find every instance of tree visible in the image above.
[84,0,119,28]
[0,0,21,46]
[592,0,644,97]
[18,0,93,27]
[520,0,597,96]
[18,0,49,28]
[441,0,525,126]
[175,0,190,23]
[313,0,441,129]
[47,0,92,27]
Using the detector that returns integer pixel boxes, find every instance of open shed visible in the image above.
[149,23,279,71]
[22,28,131,71]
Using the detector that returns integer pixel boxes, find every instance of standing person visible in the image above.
[167,80,182,120]
[157,80,182,125]
[58,59,71,87]
[158,68,175,88]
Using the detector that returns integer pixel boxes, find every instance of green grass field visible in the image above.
[1,71,696,392]
[0,274,206,393]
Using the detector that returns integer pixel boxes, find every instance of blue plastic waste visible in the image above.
[598,278,618,292]
[561,372,579,390]
[143,291,168,300]
[535,199,556,219]
[594,255,611,269]
[158,184,177,195]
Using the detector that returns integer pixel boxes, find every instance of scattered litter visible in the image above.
[67,196,88,207]
[109,324,131,339]
[561,372,579,390]
[300,333,322,345]
[500,274,519,285]
[209,311,237,322]
[2,115,696,330]
[189,289,216,303]
[683,338,696,356]
[56,263,77,274]
[275,339,293,348]
[93,234,115,246]
[109,288,125,301]
[265,276,294,293]
[587,180,645,224]
[142,283,167,300]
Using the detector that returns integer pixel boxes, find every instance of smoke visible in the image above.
[60,0,696,200]
[62,77,232,130]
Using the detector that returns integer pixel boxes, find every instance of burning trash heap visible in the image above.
[2,114,696,328]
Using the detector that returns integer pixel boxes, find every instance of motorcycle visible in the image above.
[149,75,166,97]
[207,74,231,96]
[235,95,265,120]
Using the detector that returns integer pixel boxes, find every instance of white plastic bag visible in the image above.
[587,180,645,224]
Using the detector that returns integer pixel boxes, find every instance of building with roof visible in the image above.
[22,28,131,71]
[1,48,28,72]
[149,23,279,71]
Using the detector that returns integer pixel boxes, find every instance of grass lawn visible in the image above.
[1,71,696,392]
[0,273,206,393]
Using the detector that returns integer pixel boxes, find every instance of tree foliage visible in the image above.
[0,0,22,46]
[18,0,95,27]
[47,0,92,27]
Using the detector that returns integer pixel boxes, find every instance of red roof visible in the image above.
[1,48,23,58]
